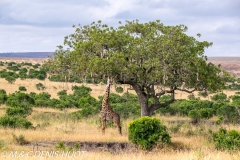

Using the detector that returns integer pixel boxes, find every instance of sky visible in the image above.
[0,0,239,57]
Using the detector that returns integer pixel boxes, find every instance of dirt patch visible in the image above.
[27,141,135,154]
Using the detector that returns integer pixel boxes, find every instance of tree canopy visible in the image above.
[44,20,230,116]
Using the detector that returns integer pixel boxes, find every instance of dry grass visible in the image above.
[1,112,240,160]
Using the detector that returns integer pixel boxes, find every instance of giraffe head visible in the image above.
[107,77,112,86]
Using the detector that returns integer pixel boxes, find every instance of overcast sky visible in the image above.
[0,0,239,57]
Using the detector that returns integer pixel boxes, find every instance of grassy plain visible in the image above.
[0,58,240,159]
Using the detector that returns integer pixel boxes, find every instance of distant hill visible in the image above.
[208,57,240,78]
[0,52,53,58]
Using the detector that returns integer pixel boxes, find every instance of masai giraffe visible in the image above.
[100,77,122,135]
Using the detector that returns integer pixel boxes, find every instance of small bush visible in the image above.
[55,141,65,150]
[19,86,27,91]
[5,76,16,84]
[128,116,171,150]
[188,110,201,124]
[57,90,67,96]
[212,128,240,151]
[216,104,239,123]
[36,83,46,90]
[12,133,29,145]
[115,86,124,93]
[211,93,227,102]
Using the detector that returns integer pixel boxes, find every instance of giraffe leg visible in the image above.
[102,118,106,135]
[114,122,122,135]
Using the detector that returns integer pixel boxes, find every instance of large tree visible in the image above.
[45,20,230,116]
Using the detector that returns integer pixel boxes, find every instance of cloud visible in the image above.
[0,0,239,56]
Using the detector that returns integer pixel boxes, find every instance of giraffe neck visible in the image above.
[102,83,110,108]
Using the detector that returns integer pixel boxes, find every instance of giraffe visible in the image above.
[100,77,122,135]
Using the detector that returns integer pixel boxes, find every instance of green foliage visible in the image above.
[24,62,32,66]
[128,116,171,150]
[199,108,214,119]
[73,85,92,97]
[36,83,46,90]
[0,89,7,105]
[34,92,51,107]
[211,93,228,102]
[45,20,230,117]
[215,116,224,125]
[216,104,239,123]
[225,83,240,90]
[33,63,41,69]
[0,116,33,129]
[28,69,46,80]
[19,86,27,91]
[212,128,240,151]
[5,76,16,84]
[188,110,201,123]
[157,100,182,116]
[6,92,34,117]
[115,86,123,93]
[57,90,67,96]
[198,91,208,98]
[7,65,19,71]
[55,141,65,150]
[0,89,6,95]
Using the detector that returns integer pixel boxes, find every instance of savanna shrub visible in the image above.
[57,90,67,96]
[0,89,7,105]
[188,110,201,123]
[115,86,123,93]
[212,128,240,151]
[19,86,27,91]
[211,93,228,102]
[6,92,34,117]
[216,104,239,123]
[0,116,33,129]
[36,83,46,90]
[128,116,171,150]
[5,76,16,84]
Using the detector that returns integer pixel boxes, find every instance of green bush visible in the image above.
[57,90,67,96]
[211,93,228,102]
[36,74,45,80]
[6,92,34,117]
[0,116,33,129]
[216,104,239,123]
[128,116,171,150]
[0,89,7,105]
[115,86,124,93]
[5,76,16,84]
[0,94,7,105]
[212,128,240,151]
[19,86,27,91]
[188,110,201,124]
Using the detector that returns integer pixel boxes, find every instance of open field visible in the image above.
[0,57,240,159]
[0,107,240,160]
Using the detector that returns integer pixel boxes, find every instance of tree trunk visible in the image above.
[132,83,151,117]
[140,100,150,117]
[131,83,174,117]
